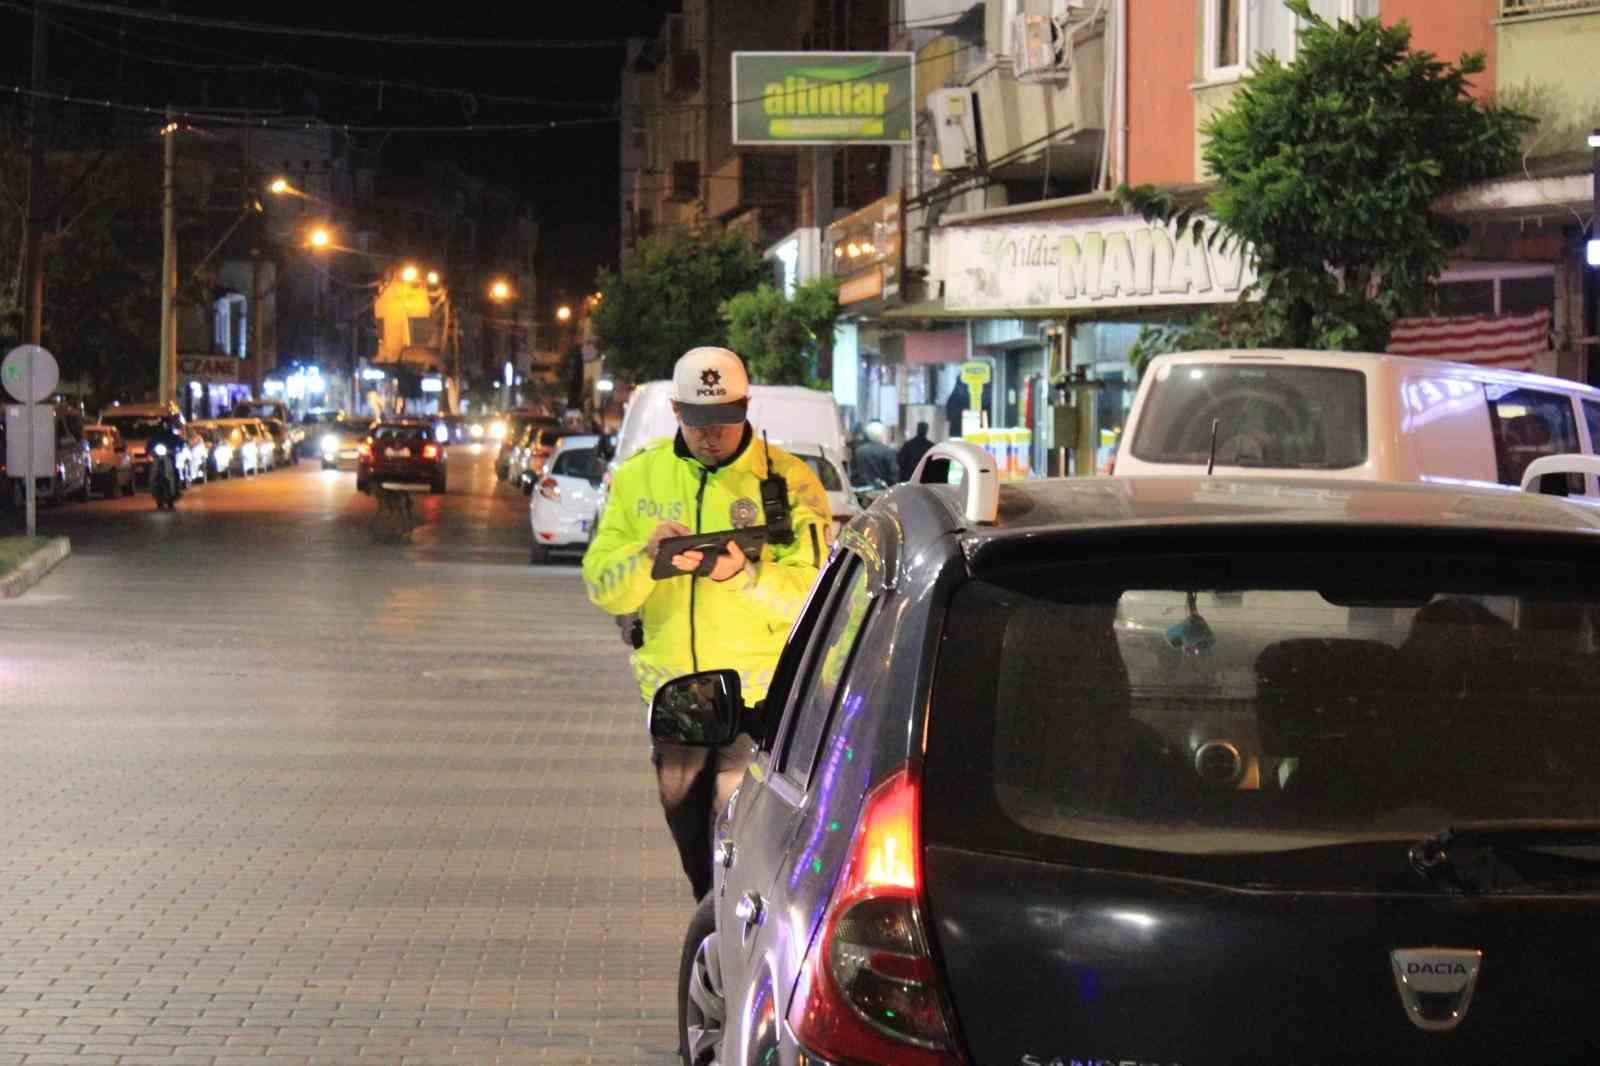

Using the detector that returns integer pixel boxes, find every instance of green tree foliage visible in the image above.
[720,277,841,387]
[591,228,768,382]
[1116,0,1533,357]
[0,126,167,406]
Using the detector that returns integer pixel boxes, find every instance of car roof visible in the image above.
[929,475,1600,544]
[552,434,598,450]
[1148,348,1600,397]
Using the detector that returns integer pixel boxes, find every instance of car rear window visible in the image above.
[373,426,430,444]
[551,447,603,481]
[924,536,1600,873]
[1131,363,1367,469]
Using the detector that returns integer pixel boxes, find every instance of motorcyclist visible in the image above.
[146,415,187,503]
[582,347,832,900]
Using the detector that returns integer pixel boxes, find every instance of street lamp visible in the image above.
[401,264,419,283]
[268,177,291,196]
[307,226,333,250]
[556,304,572,323]
[427,270,441,287]
[490,279,512,302]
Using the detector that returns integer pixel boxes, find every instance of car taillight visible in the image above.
[789,765,963,1065]
[422,444,440,460]
[358,442,372,458]
[538,477,560,501]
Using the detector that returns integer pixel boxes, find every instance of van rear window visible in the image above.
[1131,364,1366,469]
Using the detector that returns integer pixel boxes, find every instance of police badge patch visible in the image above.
[729,497,760,528]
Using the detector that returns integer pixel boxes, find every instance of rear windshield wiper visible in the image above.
[1409,821,1600,893]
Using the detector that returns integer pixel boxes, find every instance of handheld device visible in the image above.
[651,526,770,580]
[760,431,794,546]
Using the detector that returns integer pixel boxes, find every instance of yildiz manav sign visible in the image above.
[733,52,914,145]
[940,217,1259,312]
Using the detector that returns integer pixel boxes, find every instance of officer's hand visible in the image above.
[706,538,748,582]
[646,520,692,562]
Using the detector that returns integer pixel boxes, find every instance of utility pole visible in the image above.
[158,108,177,406]
[248,126,264,407]
[23,0,49,345]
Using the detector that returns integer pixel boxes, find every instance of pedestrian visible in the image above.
[896,420,934,482]
[581,346,832,901]
[854,420,899,488]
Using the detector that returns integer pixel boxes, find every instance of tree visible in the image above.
[720,277,841,387]
[1116,0,1533,356]
[591,228,768,382]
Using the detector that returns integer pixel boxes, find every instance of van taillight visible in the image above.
[358,442,372,458]
[538,477,560,501]
[788,765,963,1065]
[422,444,440,460]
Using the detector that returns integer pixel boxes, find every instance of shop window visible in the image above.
[1501,274,1556,315]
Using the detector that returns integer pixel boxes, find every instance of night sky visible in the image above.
[1,0,675,307]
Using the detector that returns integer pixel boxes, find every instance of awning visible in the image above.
[879,299,1059,322]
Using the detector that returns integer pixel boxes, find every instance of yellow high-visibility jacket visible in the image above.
[582,427,832,706]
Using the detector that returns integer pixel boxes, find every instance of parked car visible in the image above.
[235,419,276,471]
[259,418,296,465]
[785,439,857,533]
[187,424,231,480]
[514,422,563,493]
[98,403,188,487]
[317,415,369,470]
[193,420,257,477]
[527,435,604,563]
[2,406,92,506]
[1115,350,1600,497]
[652,441,1600,1066]
[82,424,135,498]
[494,411,552,481]
[357,421,446,494]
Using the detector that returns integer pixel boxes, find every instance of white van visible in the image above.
[1115,350,1600,496]
[610,381,849,471]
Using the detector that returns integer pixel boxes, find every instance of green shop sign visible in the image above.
[733,52,914,145]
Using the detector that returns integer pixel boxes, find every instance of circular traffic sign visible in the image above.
[1,344,59,403]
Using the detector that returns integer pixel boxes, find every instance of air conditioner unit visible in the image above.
[1012,13,1070,83]
[927,88,981,171]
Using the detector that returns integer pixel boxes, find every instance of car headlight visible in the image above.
[152,443,168,457]
[470,424,485,439]
[321,434,339,452]
[489,420,507,440]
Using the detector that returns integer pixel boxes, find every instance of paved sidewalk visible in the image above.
[0,455,688,1064]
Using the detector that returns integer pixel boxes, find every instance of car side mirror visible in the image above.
[649,669,744,747]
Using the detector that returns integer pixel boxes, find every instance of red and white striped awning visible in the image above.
[1387,309,1550,372]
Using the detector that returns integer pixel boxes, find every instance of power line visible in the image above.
[0,83,619,135]
[20,3,617,115]
[34,0,628,49]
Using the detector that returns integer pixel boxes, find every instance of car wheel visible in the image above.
[356,478,369,494]
[678,895,725,1066]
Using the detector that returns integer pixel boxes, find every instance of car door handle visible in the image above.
[735,891,765,945]
[713,839,737,870]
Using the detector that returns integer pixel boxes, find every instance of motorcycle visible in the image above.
[150,443,180,511]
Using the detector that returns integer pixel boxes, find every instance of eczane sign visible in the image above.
[941,218,1257,312]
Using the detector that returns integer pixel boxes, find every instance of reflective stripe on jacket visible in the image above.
[582,427,831,705]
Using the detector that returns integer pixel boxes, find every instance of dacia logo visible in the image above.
[1407,962,1468,976]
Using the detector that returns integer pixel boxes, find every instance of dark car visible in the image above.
[356,421,446,494]
[652,443,1600,1066]
[494,411,552,481]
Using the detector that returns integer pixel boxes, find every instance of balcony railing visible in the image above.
[1500,0,1600,16]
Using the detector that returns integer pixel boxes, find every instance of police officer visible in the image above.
[582,347,832,900]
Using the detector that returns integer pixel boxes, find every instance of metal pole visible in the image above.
[24,350,36,536]
[23,0,48,346]
[159,108,177,406]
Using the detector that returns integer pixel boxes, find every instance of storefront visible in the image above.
[916,211,1257,475]
[825,194,904,434]
[178,355,251,421]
